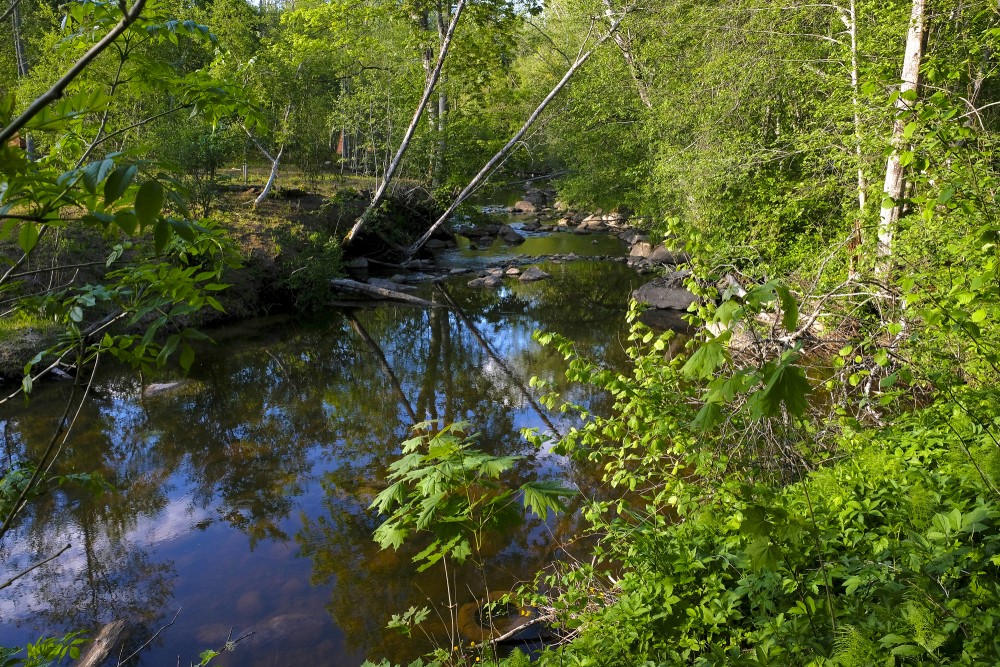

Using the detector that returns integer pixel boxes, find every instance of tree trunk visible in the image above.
[254,145,283,208]
[344,0,467,245]
[877,0,926,274]
[406,10,631,258]
[11,1,35,160]
[602,0,650,108]
[844,0,867,278]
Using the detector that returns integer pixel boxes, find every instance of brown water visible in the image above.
[0,234,641,666]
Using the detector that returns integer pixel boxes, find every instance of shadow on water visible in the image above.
[0,257,645,666]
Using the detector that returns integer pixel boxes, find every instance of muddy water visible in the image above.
[0,233,642,666]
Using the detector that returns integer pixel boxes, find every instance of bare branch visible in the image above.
[0,0,27,24]
[0,0,149,146]
[0,543,71,591]
[115,609,181,665]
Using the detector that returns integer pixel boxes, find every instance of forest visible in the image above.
[3,0,1000,665]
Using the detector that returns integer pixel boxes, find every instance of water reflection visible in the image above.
[0,259,642,666]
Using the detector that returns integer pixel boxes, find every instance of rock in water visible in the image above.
[648,244,684,265]
[631,276,697,311]
[498,225,526,245]
[519,267,551,282]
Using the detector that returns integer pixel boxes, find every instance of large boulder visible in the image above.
[524,188,548,207]
[498,225,526,245]
[622,230,648,246]
[638,308,695,333]
[578,215,608,232]
[603,209,630,227]
[468,274,504,288]
[462,224,500,239]
[630,242,653,258]
[519,266,551,282]
[512,200,538,213]
[631,273,696,311]
[648,244,685,265]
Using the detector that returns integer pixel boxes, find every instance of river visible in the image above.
[0,225,644,666]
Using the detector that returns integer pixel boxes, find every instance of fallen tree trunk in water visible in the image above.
[329,278,445,309]
[76,620,130,667]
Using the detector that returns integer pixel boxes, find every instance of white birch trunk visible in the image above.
[344,0,467,244]
[406,9,632,258]
[255,145,283,208]
[877,0,926,272]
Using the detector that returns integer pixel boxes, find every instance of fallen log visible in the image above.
[76,619,130,667]
[329,278,444,308]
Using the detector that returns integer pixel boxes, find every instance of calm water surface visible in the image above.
[0,232,641,666]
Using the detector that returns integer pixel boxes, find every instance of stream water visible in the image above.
[0,227,643,666]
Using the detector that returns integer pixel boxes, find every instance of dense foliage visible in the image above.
[5,0,1000,664]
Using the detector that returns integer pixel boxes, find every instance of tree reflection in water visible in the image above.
[0,260,642,666]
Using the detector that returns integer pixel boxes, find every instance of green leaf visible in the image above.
[714,299,742,326]
[82,158,114,194]
[373,522,408,551]
[521,481,577,521]
[114,211,139,236]
[18,222,38,254]
[776,285,798,331]
[135,180,164,228]
[153,219,171,254]
[682,338,727,380]
[691,402,724,432]
[746,536,781,571]
[756,357,810,417]
[104,164,137,205]
[171,218,196,243]
[179,343,195,372]
[24,90,112,131]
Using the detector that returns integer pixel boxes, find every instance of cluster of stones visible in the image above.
[465,265,551,288]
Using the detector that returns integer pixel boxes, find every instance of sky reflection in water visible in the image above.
[0,254,642,667]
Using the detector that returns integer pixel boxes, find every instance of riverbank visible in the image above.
[0,178,687,382]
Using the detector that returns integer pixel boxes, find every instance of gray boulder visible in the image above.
[632,274,697,311]
[648,244,685,265]
[499,225,526,245]
[630,241,653,258]
[519,266,551,282]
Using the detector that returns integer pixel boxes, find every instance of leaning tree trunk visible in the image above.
[255,144,284,207]
[602,0,651,109]
[344,0,467,245]
[877,0,926,276]
[406,9,632,258]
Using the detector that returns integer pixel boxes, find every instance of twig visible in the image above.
[485,614,555,645]
[7,260,107,280]
[116,608,182,666]
[0,0,26,23]
[0,543,71,591]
